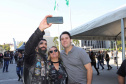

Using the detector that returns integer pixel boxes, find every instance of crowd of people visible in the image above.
[0,50,24,81]
[0,15,126,84]
[89,50,113,75]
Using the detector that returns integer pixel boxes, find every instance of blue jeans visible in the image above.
[3,61,9,72]
[16,66,23,76]
[97,60,104,69]
[106,61,112,69]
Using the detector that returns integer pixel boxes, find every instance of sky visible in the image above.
[1,0,126,45]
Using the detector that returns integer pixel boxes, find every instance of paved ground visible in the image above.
[92,60,120,84]
[92,52,126,84]
[0,52,125,84]
[0,62,22,84]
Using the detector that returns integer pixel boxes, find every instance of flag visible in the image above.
[65,0,69,6]
[13,38,17,50]
[54,0,58,10]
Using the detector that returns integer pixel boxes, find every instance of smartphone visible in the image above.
[47,17,63,24]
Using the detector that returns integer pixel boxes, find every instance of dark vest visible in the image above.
[28,53,48,84]
[17,57,23,67]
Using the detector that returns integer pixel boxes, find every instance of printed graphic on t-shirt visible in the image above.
[41,61,45,76]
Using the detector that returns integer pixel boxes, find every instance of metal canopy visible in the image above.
[16,42,25,51]
[69,5,126,40]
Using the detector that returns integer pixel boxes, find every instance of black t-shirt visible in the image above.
[117,60,126,77]
[98,54,102,60]
[105,54,110,61]
[89,52,96,62]
[48,60,68,84]
[4,53,10,61]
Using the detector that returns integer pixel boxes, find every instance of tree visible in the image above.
[114,40,126,51]
[0,45,2,47]
[2,44,10,51]
[53,37,59,49]
[72,39,80,47]
[116,40,121,51]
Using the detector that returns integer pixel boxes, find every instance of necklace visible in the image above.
[51,61,59,63]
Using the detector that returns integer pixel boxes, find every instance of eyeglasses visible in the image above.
[49,49,58,53]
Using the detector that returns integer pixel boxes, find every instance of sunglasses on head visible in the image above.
[49,49,58,53]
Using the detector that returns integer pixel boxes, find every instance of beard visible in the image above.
[38,47,47,55]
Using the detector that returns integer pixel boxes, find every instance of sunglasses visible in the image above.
[49,49,58,53]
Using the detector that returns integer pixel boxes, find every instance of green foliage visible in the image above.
[109,40,126,51]
[72,39,80,47]
[2,44,10,51]
[0,45,2,47]
[116,40,126,51]
[53,37,59,49]
[117,40,122,49]
[104,49,110,51]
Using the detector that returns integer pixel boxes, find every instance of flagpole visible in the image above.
[55,0,61,51]
[69,0,72,30]
[13,38,17,51]
[58,24,61,51]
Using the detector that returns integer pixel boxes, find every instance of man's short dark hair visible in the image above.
[37,38,47,47]
[60,31,71,41]
[39,38,47,42]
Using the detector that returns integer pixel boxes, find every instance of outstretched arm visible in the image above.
[39,15,52,32]
[25,15,52,56]
[24,15,52,66]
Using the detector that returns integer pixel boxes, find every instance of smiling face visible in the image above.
[37,40,47,54]
[48,46,60,60]
[49,47,58,59]
[38,40,47,50]
[61,34,71,49]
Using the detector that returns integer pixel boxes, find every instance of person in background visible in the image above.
[10,51,14,64]
[100,50,105,65]
[22,51,25,60]
[113,50,118,64]
[3,51,10,72]
[105,51,112,70]
[0,53,3,68]
[117,59,126,84]
[14,51,18,64]
[0,53,3,60]
[97,51,104,70]
[111,51,113,59]
[16,51,24,81]
[89,51,100,75]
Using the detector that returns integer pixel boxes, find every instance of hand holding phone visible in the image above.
[39,15,52,32]
[47,17,63,24]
